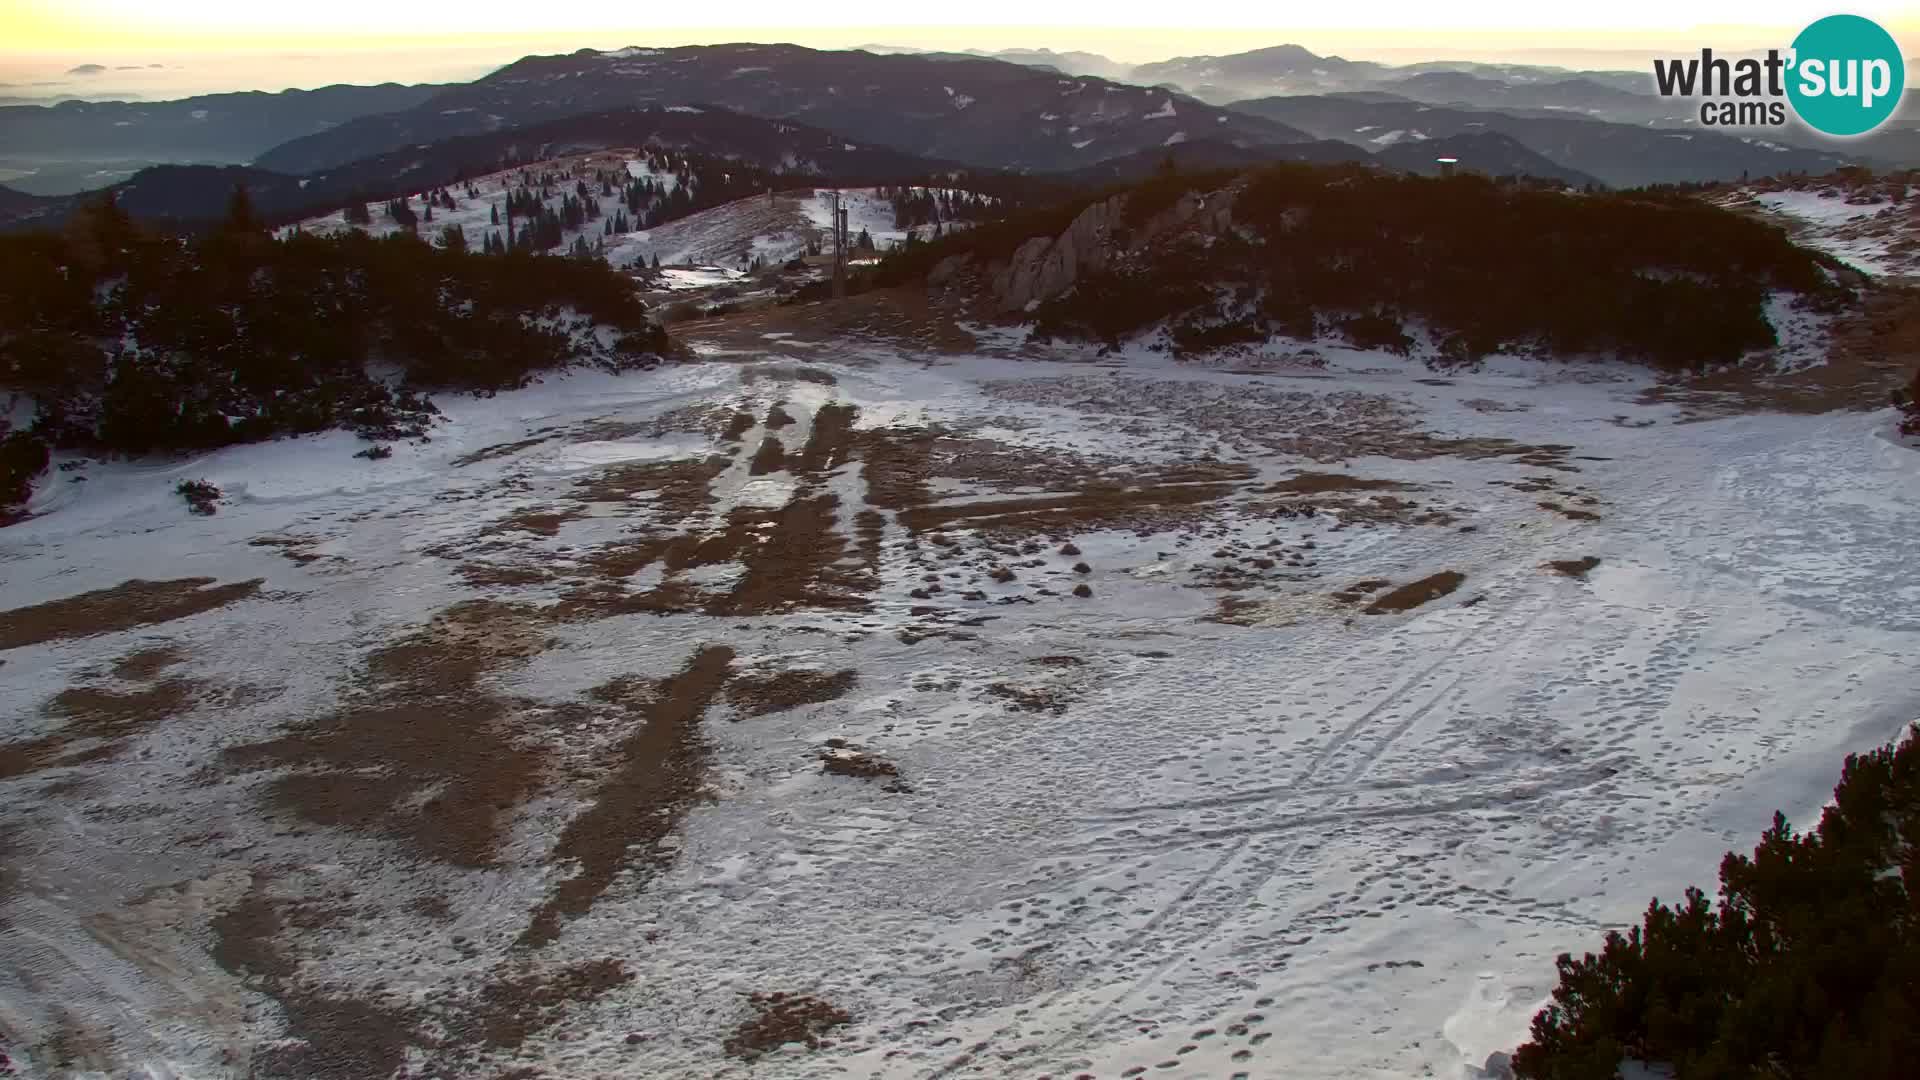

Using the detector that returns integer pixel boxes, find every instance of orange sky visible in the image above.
[7,1,1916,55]
[2,3,1914,98]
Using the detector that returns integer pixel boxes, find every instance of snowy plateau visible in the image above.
[0,193,1917,1080]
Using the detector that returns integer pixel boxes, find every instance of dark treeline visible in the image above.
[1514,723,1920,1079]
[880,185,999,231]
[0,189,669,510]
[338,157,1062,264]
[879,164,1852,371]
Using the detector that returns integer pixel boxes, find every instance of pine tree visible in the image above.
[651,253,661,270]
[223,185,261,234]
[346,200,373,226]
[491,204,499,226]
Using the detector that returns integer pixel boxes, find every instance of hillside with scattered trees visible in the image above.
[1513,724,1920,1079]
[0,190,670,513]
[887,164,1854,372]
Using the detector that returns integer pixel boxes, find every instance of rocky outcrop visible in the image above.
[988,195,1123,313]
[984,186,1238,313]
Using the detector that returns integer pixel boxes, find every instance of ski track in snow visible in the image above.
[0,345,1916,1079]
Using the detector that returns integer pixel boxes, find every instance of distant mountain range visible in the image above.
[1128,44,1668,110]
[0,83,443,166]
[853,45,1132,80]
[1053,138,1369,184]
[1050,131,1604,189]
[254,45,1312,176]
[1228,95,1856,187]
[0,183,49,215]
[1,39,1908,229]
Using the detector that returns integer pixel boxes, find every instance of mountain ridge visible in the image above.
[252,44,1314,176]
[0,83,446,166]
[1228,94,1858,186]
[2,105,1013,231]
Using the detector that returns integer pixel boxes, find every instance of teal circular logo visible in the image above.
[1786,15,1905,136]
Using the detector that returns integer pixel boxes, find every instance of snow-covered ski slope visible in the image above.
[604,186,960,269]
[290,150,959,272]
[1,340,1916,1079]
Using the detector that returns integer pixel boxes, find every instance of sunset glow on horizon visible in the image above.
[3,1,1914,100]
[9,0,1919,54]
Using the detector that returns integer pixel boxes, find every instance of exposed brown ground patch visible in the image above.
[682,286,978,355]
[482,506,588,538]
[792,402,858,475]
[724,993,853,1060]
[457,562,558,588]
[1492,476,1560,494]
[820,740,905,785]
[0,577,263,651]
[984,682,1074,715]
[1247,481,1459,527]
[721,410,757,441]
[211,875,419,1080]
[898,482,1239,536]
[225,600,549,867]
[727,668,857,717]
[706,495,871,616]
[0,646,207,781]
[572,455,729,512]
[858,428,937,509]
[1330,579,1393,604]
[644,403,755,440]
[248,535,326,566]
[1538,501,1602,522]
[765,404,797,429]
[1364,572,1467,614]
[1138,462,1260,485]
[927,436,1111,493]
[1548,556,1603,578]
[454,436,556,468]
[558,500,871,620]
[1464,398,1532,413]
[1264,473,1411,496]
[449,959,633,1051]
[109,644,187,680]
[0,825,20,927]
[748,436,788,475]
[854,508,885,575]
[740,364,838,387]
[523,404,882,621]
[520,645,735,949]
